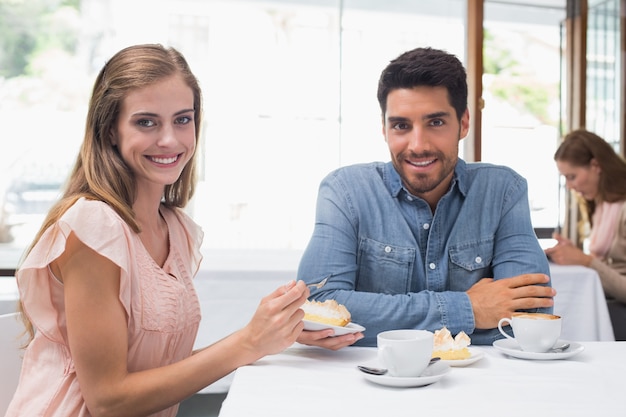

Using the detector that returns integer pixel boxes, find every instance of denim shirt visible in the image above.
[297,159,551,346]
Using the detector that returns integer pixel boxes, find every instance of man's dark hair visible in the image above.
[377,47,468,120]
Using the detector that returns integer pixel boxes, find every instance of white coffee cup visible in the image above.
[377,329,434,377]
[498,312,562,353]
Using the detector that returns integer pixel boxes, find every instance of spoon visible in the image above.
[357,357,441,376]
[550,342,570,353]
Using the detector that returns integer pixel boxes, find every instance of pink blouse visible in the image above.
[7,198,203,417]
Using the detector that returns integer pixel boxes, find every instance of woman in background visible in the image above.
[545,128,626,339]
[6,44,310,417]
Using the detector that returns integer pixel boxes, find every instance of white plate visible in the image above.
[493,339,584,360]
[440,348,484,367]
[302,319,365,336]
[361,361,450,388]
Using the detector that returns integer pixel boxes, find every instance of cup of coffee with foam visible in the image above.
[497,312,562,353]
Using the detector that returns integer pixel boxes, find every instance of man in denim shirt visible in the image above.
[296,47,554,348]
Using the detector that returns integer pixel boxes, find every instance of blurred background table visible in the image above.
[549,263,614,341]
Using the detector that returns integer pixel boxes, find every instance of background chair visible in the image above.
[0,312,25,416]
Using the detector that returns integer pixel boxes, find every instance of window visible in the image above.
[0,0,468,269]
[482,1,565,232]
[586,0,621,147]
[1,0,570,270]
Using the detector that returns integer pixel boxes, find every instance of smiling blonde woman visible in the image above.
[7,44,309,417]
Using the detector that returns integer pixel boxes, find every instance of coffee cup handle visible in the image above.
[498,317,515,340]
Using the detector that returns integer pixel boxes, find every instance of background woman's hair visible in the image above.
[377,47,468,121]
[554,128,626,222]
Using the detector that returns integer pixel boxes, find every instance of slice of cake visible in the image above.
[302,299,351,327]
[432,326,471,360]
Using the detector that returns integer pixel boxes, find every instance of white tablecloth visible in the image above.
[219,342,626,417]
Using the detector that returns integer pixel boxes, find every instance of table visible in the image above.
[550,263,614,341]
[218,342,626,417]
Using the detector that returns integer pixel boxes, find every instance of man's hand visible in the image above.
[467,273,555,329]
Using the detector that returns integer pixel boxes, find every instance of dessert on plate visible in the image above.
[302,299,351,327]
[432,326,471,360]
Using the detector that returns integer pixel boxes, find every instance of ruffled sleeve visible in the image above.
[18,198,135,343]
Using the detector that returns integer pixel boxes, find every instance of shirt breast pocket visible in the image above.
[448,237,494,290]
[356,237,415,294]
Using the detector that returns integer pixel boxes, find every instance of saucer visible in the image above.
[361,361,450,388]
[441,348,485,367]
[302,319,365,336]
[493,339,584,360]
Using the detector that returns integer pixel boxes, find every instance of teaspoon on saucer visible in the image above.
[357,357,441,376]
[550,342,570,353]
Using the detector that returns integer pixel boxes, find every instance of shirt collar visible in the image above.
[383,158,469,199]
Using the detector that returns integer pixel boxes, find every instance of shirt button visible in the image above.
[406,195,413,202]
[475,256,482,264]
[384,246,392,253]
[429,263,436,270]
[423,223,430,230]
